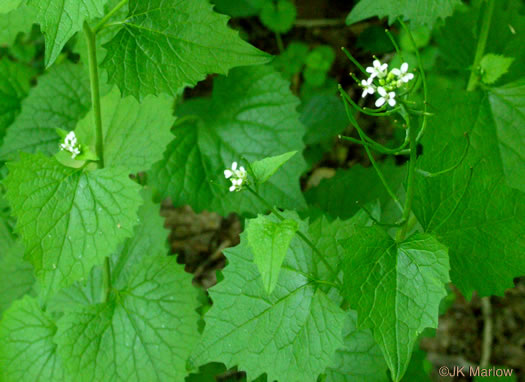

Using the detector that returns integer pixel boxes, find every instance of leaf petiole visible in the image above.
[94,0,129,34]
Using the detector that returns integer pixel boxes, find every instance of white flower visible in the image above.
[59,131,81,159]
[224,161,247,192]
[366,59,388,79]
[391,62,414,83]
[361,77,375,98]
[375,87,396,107]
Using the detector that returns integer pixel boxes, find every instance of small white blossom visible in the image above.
[376,87,396,107]
[391,62,414,83]
[366,59,388,79]
[224,161,247,192]
[361,77,375,98]
[59,131,81,159]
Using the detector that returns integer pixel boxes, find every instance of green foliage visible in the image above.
[102,0,270,100]
[340,226,450,381]
[4,153,142,299]
[193,212,349,382]
[246,214,298,294]
[488,79,525,192]
[76,88,175,173]
[0,4,35,45]
[212,0,267,17]
[250,151,297,185]
[0,296,67,381]
[0,59,35,146]
[149,65,307,215]
[55,255,200,382]
[413,88,525,298]
[347,0,461,28]
[0,243,35,316]
[0,62,91,161]
[260,0,297,34]
[0,0,524,380]
[28,0,108,67]
[324,311,389,382]
[306,162,406,220]
[480,54,514,84]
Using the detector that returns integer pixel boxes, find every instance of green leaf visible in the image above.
[212,0,267,17]
[0,0,24,14]
[0,243,35,316]
[101,0,270,100]
[28,0,108,67]
[325,311,389,382]
[346,0,461,27]
[0,59,35,147]
[75,88,175,173]
[488,78,525,192]
[192,212,351,382]
[0,4,35,46]
[55,255,200,382]
[148,65,307,215]
[3,153,142,299]
[48,190,167,312]
[246,215,298,294]
[305,161,406,220]
[0,296,66,381]
[259,0,297,34]
[480,54,514,85]
[251,151,297,185]
[300,94,348,145]
[413,88,525,297]
[340,226,450,381]
[110,190,168,289]
[0,62,91,161]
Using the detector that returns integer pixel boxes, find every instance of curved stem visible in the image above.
[341,47,367,75]
[417,133,470,177]
[467,0,496,92]
[339,89,404,214]
[94,0,129,34]
[245,186,341,286]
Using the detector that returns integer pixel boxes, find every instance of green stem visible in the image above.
[399,20,429,144]
[94,0,129,34]
[84,22,110,300]
[246,186,341,286]
[396,122,417,242]
[466,0,495,92]
[83,23,104,168]
[103,257,111,302]
[341,47,367,74]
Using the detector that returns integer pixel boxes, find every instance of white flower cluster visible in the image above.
[59,131,81,159]
[224,161,247,192]
[360,60,414,108]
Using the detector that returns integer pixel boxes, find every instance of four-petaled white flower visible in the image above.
[366,59,388,79]
[375,87,396,107]
[59,131,81,159]
[224,161,247,192]
[391,62,414,83]
[361,77,375,98]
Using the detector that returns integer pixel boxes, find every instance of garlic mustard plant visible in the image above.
[0,1,523,382]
